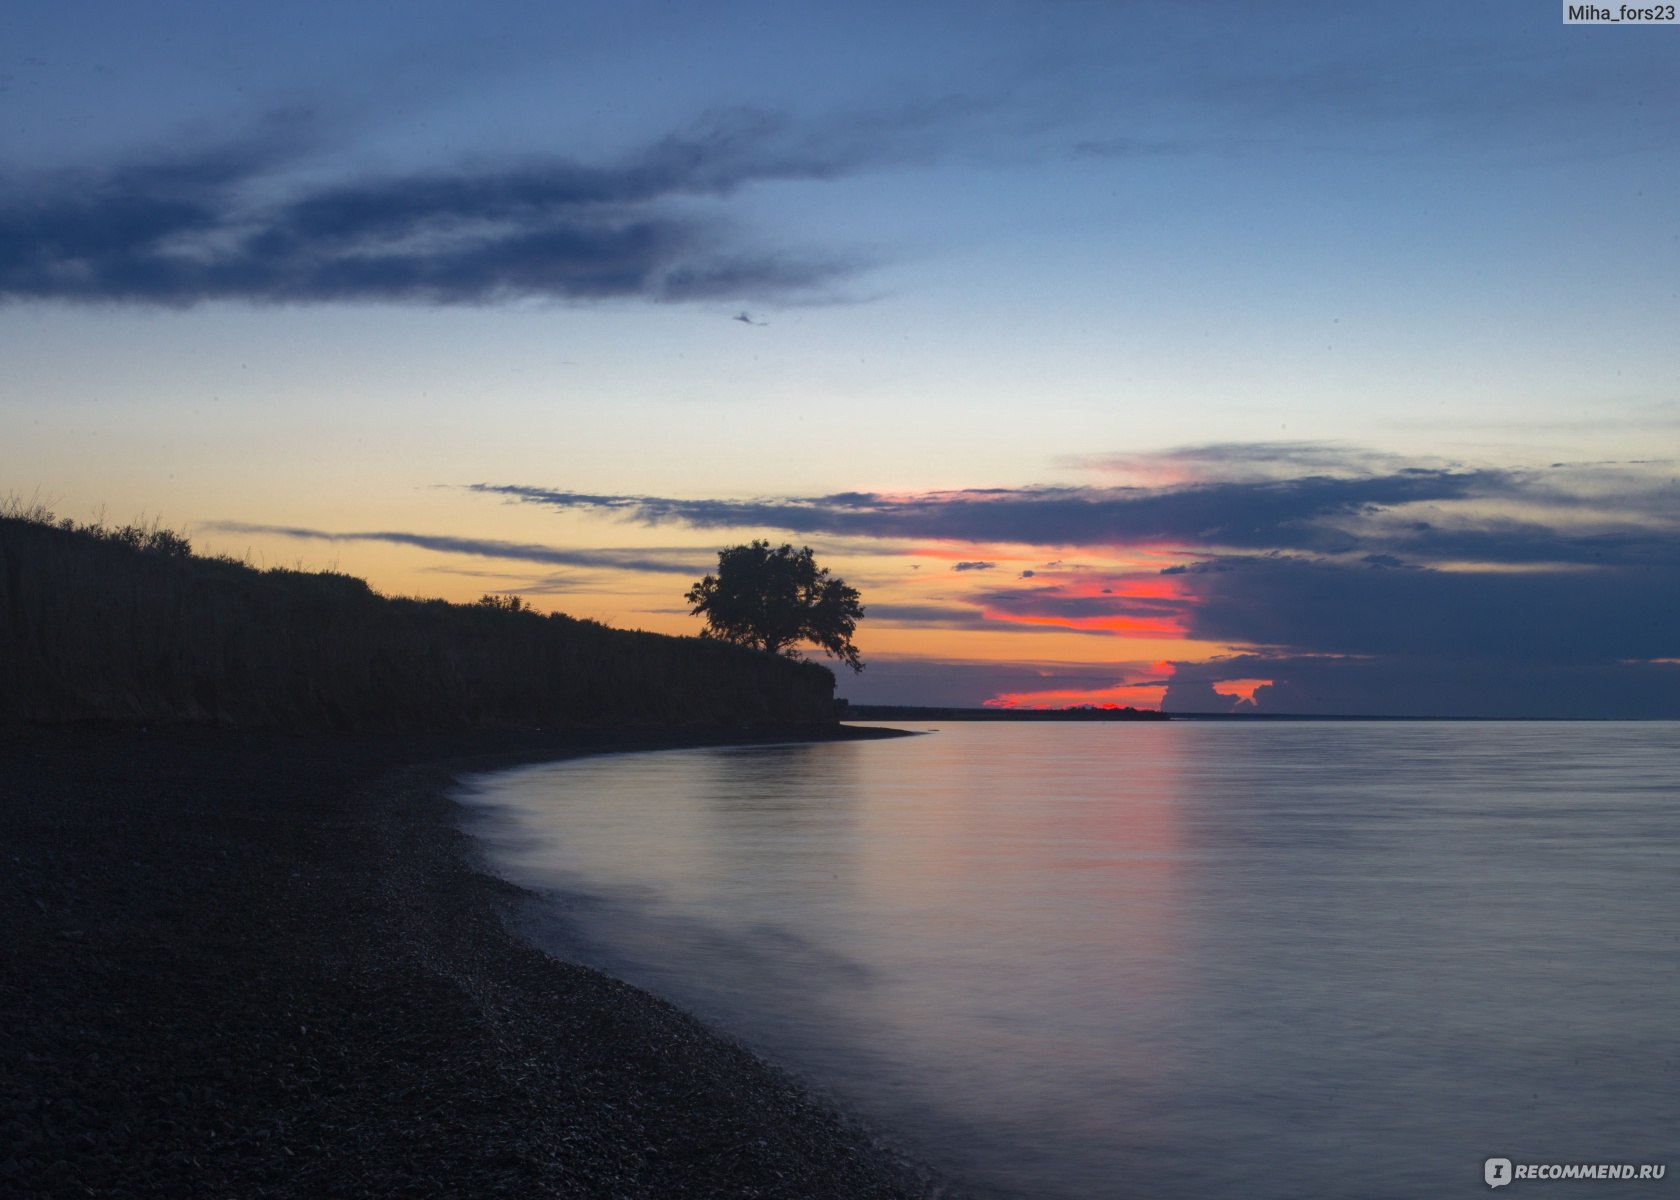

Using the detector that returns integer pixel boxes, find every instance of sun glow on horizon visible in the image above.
[983,680,1169,712]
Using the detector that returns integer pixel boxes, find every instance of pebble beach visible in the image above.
[0,723,949,1199]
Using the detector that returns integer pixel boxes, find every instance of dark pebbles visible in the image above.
[0,724,954,1199]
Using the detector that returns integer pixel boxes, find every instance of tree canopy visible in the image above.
[685,541,864,672]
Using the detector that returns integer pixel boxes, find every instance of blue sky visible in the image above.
[3,1,1677,714]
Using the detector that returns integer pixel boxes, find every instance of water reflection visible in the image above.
[458,722,1680,1200]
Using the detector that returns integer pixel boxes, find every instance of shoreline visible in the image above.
[0,722,952,1199]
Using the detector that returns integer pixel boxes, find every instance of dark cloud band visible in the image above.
[201,521,705,575]
[467,462,1675,567]
[0,110,864,306]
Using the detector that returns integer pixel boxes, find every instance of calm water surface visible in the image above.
[458,722,1680,1199]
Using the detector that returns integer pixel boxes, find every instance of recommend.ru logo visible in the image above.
[1486,1157,1667,1186]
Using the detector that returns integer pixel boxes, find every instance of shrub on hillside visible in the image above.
[0,508,835,730]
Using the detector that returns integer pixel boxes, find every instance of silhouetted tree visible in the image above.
[686,541,864,672]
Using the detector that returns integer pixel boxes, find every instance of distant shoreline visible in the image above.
[845,706,1662,722]
[844,704,1167,722]
[1151,712,1661,721]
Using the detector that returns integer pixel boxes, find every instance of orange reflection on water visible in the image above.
[840,724,1192,1098]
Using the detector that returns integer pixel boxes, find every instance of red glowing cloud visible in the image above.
[1210,678,1273,704]
[974,574,1197,640]
[986,613,1186,637]
[982,672,1169,711]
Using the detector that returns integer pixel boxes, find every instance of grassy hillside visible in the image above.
[0,507,837,730]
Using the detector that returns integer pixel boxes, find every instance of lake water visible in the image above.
[456,721,1680,1199]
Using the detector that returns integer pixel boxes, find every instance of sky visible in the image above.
[2,0,1677,717]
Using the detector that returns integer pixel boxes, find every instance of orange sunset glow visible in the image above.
[3,0,1674,719]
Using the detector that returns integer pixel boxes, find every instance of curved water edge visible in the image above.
[454,721,1680,1200]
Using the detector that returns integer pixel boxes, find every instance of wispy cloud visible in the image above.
[0,108,885,307]
[970,580,1192,638]
[466,471,1489,552]
[468,457,1675,567]
[201,521,708,574]
[1066,441,1420,482]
